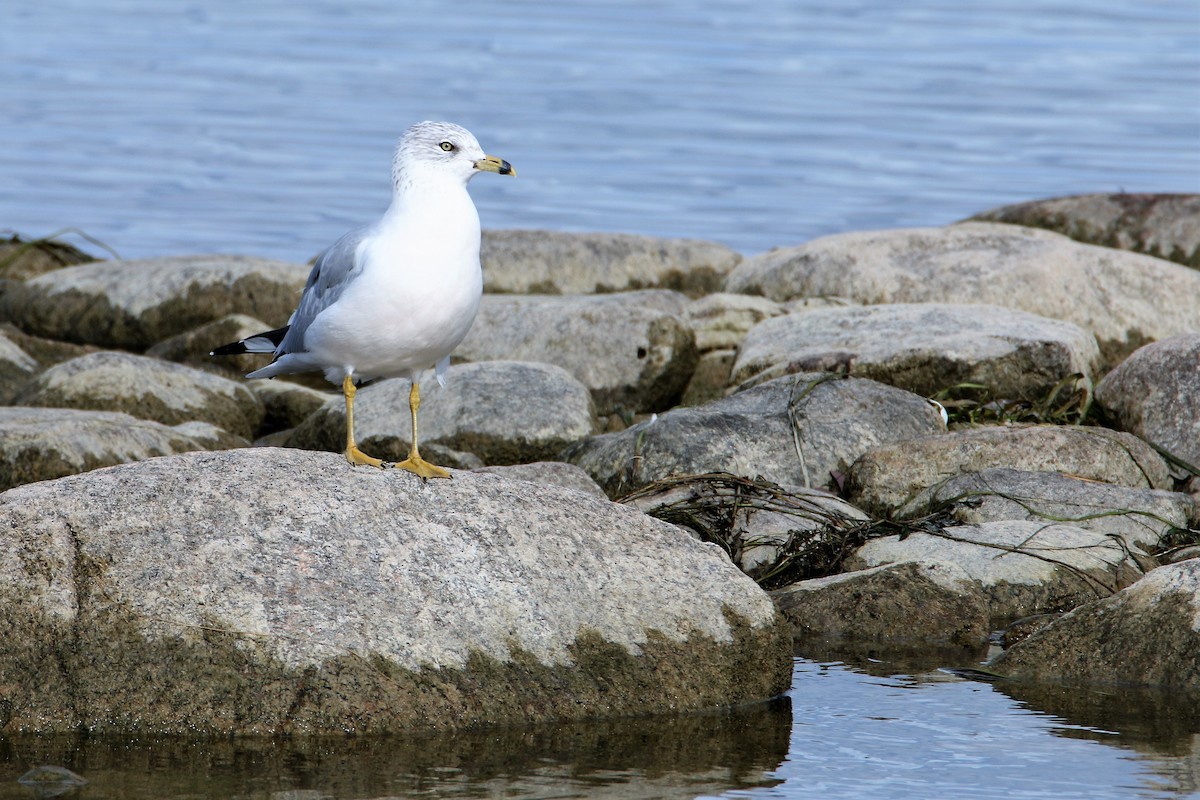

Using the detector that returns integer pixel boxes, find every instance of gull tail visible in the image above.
[210,325,290,357]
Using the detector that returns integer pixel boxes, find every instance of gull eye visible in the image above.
[439,141,455,152]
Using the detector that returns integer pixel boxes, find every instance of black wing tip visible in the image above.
[210,342,248,357]
[210,325,291,358]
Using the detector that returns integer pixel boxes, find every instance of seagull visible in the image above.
[212,121,515,478]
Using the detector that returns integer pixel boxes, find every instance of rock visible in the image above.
[456,292,698,416]
[992,559,1200,690]
[0,323,97,369]
[895,467,1194,556]
[681,292,786,352]
[679,349,736,407]
[146,313,274,377]
[16,765,88,791]
[723,223,1200,364]
[623,474,868,577]
[731,302,1101,398]
[771,561,990,646]
[0,233,97,281]
[472,461,608,499]
[0,448,790,733]
[288,361,596,466]
[562,373,946,498]
[969,193,1200,268]
[0,330,37,403]
[250,379,333,433]
[480,230,741,296]
[1095,334,1200,474]
[171,421,252,451]
[845,520,1145,621]
[0,407,206,491]
[0,255,308,350]
[14,351,265,440]
[846,424,1172,517]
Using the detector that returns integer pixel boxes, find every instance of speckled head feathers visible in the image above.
[390,121,486,187]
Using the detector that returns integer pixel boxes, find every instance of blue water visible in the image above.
[1,657,1195,799]
[1,1,1197,263]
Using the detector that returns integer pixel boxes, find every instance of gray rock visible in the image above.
[14,351,265,440]
[456,292,698,415]
[0,255,308,349]
[845,520,1145,621]
[731,302,1101,398]
[0,406,206,491]
[723,223,1200,365]
[1095,334,1200,474]
[681,292,786,352]
[472,461,608,499]
[771,561,990,646]
[170,421,252,451]
[481,230,741,296]
[147,313,274,377]
[0,448,790,733]
[0,330,37,402]
[288,361,596,466]
[679,349,736,407]
[969,193,1200,268]
[250,379,334,432]
[846,424,1172,517]
[897,467,1194,556]
[993,558,1200,690]
[0,323,97,370]
[562,373,946,498]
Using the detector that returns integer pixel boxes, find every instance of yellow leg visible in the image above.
[342,374,385,468]
[393,381,451,479]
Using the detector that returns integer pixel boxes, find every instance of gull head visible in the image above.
[391,121,515,189]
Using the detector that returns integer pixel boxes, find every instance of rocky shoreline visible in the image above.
[1,192,1198,733]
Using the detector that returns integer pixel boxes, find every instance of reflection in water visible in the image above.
[995,680,1200,797]
[2,655,1198,799]
[0,698,791,799]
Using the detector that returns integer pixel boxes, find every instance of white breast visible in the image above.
[303,183,484,381]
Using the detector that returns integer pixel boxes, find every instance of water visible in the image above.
[1,1,1198,264]
[1,654,1196,799]
[2,4,1198,797]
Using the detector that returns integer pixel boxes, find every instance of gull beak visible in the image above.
[474,155,515,176]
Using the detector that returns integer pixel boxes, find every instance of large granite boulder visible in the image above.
[13,351,264,440]
[456,292,697,416]
[0,255,308,350]
[969,193,1200,268]
[894,467,1194,556]
[845,520,1144,621]
[288,361,597,467]
[0,407,207,491]
[0,448,790,734]
[731,302,1101,397]
[723,223,1200,364]
[993,558,1200,690]
[563,373,945,498]
[1095,334,1200,474]
[480,230,741,296]
[772,561,990,647]
[846,424,1172,517]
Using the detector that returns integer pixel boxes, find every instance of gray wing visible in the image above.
[276,223,374,356]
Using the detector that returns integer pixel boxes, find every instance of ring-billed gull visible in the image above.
[212,121,515,478]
